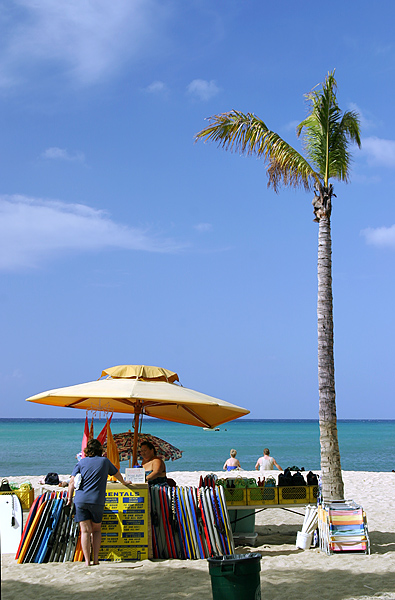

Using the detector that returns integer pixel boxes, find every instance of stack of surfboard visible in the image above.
[16,491,80,563]
[150,485,234,559]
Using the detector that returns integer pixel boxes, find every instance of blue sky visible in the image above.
[1,0,394,420]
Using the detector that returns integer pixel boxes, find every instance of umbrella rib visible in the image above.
[66,397,137,409]
[66,398,90,408]
[177,405,211,428]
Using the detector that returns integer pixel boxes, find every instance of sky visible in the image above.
[0,0,394,420]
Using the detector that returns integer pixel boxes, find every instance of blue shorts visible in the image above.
[75,503,104,523]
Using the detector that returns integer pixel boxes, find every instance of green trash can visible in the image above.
[207,553,262,600]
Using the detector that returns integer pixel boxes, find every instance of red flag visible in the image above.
[81,416,89,457]
[97,414,113,445]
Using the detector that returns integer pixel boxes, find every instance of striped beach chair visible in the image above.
[318,500,370,555]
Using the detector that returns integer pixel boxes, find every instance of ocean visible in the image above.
[1,418,394,476]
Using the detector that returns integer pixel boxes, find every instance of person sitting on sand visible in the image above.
[255,448,282,471]
[140,441,167,485]
[223,449,241,471]
[67,438,130,567]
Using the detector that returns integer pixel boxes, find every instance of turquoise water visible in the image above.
[0,419,394,476]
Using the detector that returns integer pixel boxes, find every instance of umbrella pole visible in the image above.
[132,404,142,467]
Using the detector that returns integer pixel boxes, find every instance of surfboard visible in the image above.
[204,488,222,555]
[34,496,61,563]
[201,488,217,555]
[192,487,209,558]
[157,485,172,558]
[56,502,74,562]
[153,485,168,558]
[161,486,177,558]
[27,493,58,563]
[48,498,68,562]
[187,487,204,558]
[0,494,23,555]
[198,488,213,556]
[16,494,41,559]
[172,488,187,559]
[175,488,192,559]
[217,484,235,553]
[211,487,229,554]
[167,487,182,559]
[64,518,79,562]
[149,487,161,558]
[180,487,196,559]
[18,498,48,563]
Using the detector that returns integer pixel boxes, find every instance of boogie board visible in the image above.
[54,502,74,562]
[160,486,177,558]
[0,494,23,554]
[16,494,41,559]
[188,488,204,558]
[201,488,217,555]
[198,488,213,556]
[172,488,187,559]
[64,519,79,562]
[26,496,55,563]
[203,488,222,555]
[175,488,192,559]
[168,487,182,559]
[153,486,168,558]
[217,485,235,553]
[211,487,229,554]
[18,499,47,563]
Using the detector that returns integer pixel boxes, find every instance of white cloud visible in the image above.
[0,0,167,88]
[194,223,212,233]
[348,103,377,130]
[283,120,300,132]
[0,194,182,271]
[41,147,85,162]
[361,225,395,248]
[361,137,395,168]
[187,79,220,101]
[144,81,167,94]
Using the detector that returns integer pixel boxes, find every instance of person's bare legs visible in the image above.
[91,522,102,565]
[80,520,93,566]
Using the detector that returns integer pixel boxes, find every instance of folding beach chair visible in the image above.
[318,500,370,555]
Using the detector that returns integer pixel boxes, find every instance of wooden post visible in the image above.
[132,402,142,466]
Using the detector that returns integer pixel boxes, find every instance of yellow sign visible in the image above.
[99,484,150,561]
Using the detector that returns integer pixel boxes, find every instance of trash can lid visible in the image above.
[207,553,261,565]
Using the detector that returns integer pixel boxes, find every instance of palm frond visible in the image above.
[195,110,319,192]
[297,71,361,185]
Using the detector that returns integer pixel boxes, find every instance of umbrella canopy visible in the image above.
[26,373,249,428]
[102,432,183,463]
[26,364,250,465]
[101,365,179,383]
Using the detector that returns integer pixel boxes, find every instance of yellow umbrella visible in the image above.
[26,364,250,465]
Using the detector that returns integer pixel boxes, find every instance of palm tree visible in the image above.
[195,71,361,501]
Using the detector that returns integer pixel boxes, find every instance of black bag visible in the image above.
[44,473,59,485]
[292,472,306,486]
[307,471,318,486]
[0,478,11,492]
[278,469,293,487]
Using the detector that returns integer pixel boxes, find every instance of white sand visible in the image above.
[2,471,395,600]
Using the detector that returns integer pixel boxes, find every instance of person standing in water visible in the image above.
[223,449,241,471]
[255,448,282,471]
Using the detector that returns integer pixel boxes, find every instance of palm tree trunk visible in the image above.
[316,196,344,501]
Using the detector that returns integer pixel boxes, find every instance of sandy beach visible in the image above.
[2,470,395,600]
